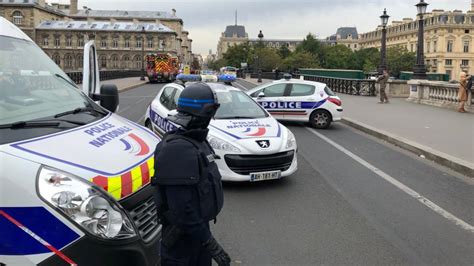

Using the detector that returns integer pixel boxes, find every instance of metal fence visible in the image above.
[294,74,376,96]
[66,70,142,84]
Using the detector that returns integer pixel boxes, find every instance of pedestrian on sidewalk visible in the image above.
[457,71,470,113]
[377,69,390,104]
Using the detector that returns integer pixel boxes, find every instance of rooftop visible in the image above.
[223,25,247,38]
[0,0,66,15]
[335,27,359,40]
[69,10,180,20]
[36,20,175,33]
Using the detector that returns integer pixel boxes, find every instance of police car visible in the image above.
[1,18,160,265]
[247,76,343,129]
[144,74,298,182]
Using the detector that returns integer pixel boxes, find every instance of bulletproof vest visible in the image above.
[151,133,224,223]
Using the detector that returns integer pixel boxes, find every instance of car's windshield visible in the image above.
[214,90,267,119]
[0,36,93,125]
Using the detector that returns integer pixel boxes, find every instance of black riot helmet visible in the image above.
[168,82,220,129]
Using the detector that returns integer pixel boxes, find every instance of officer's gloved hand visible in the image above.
[203,237,231,266]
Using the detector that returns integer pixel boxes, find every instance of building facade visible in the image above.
[0,0,194,71]
[216,25,302,58]
[326,27,360,51]
[358,5,474,79]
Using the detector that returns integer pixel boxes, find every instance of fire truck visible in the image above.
[145,53,179,83]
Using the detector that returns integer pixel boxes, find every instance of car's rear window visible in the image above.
[290,84,315,96]
[324,86,336,96]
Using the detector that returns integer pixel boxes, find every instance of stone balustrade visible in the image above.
[407,80,472,112]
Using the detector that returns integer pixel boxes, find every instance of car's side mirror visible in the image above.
[93,84,119,112]
[168,109,178,117]
[257,92,265,98]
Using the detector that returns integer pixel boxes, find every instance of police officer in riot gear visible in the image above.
[151,82,231,266]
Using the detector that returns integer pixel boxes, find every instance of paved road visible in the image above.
[118,81,474,266]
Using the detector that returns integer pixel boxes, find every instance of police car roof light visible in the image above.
[217,74,236,83]
[176,74,202,82]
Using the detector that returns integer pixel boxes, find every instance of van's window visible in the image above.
[159,87,176,110]
[290,84,315,96]
[0,36,98,125]
[263,84,286,97]
[324,86,336,96]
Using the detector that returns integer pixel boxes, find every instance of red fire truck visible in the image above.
[145,53,179,83]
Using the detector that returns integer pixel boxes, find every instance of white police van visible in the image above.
[0,17,160,265]
[247,76,343,129]
[144,74,298,182]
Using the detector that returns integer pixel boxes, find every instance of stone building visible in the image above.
[0,0,194,71]
[326,27,360,51]
[216,24,301,58]
[358,4,474,79]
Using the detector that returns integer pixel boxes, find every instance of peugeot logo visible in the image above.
[256,140,270,148]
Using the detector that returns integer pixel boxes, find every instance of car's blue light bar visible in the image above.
[217,74,236,82]
[176,74,201,82]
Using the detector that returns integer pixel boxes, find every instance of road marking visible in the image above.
[306,127,474,233]
[138,113,146,125]
[234,81,250,91]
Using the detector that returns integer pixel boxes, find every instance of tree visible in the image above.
[322,45,354,69]
[278,45,291,59]
[349,48,380,71]
[207,58,227,71]
[386,46,416,77]
[222,42,252,68]
[254,47,282,71]
[280,51,319,71]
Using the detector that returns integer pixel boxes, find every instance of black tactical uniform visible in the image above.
[152,83,231,266]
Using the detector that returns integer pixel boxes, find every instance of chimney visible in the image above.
[70,0,78,15]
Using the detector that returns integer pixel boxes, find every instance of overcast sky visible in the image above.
[54,0,467,55]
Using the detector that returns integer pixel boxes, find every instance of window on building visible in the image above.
[410,43,414,52]
[445,59,452,66]
[64,54,73,69]
[427,42,430,53]
[433,41,437,52]
[448,28,453,33]
[52,54,61,66]
[54,37,60,47]
[136,39,142,48]
[77,38,84,47]
[111,55,119,68]
[147,39,153,49]
[76,55,83,69]
[134,55,142,69]
[42,37,49,46]
[446,70,452,80]
[433,59,437,66]
[12,11,23,25]
[122,55,130,69]
[112,39,118,48]
[465,29,470,34]
[464,41,469,53]
[125,39,130,48]
[100,56,107,69]
[66,37,72,47]
[101,39,107,48]
[462,60,469,66]
[447,40,453,52]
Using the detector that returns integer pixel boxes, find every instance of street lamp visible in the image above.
[257,30,264,83]
[140,26,146,81]
[413,0,429,79]
[378,8,389,75]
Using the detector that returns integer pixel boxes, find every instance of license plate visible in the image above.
[250,170,281,182]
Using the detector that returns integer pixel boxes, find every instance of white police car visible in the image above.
[247,76,343,129]
[144,75,298,182]
[1,17,160,265]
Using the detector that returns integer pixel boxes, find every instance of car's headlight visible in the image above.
[208,135,240,152]
[285,129,297,149]
[37,166,136,239]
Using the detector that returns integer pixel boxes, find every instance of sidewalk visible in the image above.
[240,78,474,176]
[77,77,147,92]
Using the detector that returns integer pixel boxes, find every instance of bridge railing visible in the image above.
[66,70,142,84]
[293,74,376,96]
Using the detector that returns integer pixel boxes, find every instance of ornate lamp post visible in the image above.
[257,30,264,83]
[413,0,429,79]
[140,26,146,81]
[378,8,389,74]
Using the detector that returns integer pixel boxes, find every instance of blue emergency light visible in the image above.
[176,74,202,82]
[217,74,236,83]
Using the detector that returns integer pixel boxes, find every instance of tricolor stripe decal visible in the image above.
[91,156,155,200]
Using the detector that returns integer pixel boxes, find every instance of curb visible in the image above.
[342,117,474,178]
[118,81,148,92]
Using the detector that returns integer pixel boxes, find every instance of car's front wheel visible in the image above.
[145,119,154,132]
[310,110,331,129]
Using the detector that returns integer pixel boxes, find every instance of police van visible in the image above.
[0,17,160,265]
[144,74,298,182]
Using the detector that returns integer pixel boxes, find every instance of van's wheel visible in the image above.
[310,110,331,129]
[145,120,153,132]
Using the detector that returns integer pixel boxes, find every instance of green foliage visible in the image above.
[296,33,324,59]
[386,46,416,77]
[222,42,252,68]
[349,48,380,72]
[278,45,291,59]
[322,45,353,69]
[207,58,227,71]
[254,47,282,71]
[281,51,319,71]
